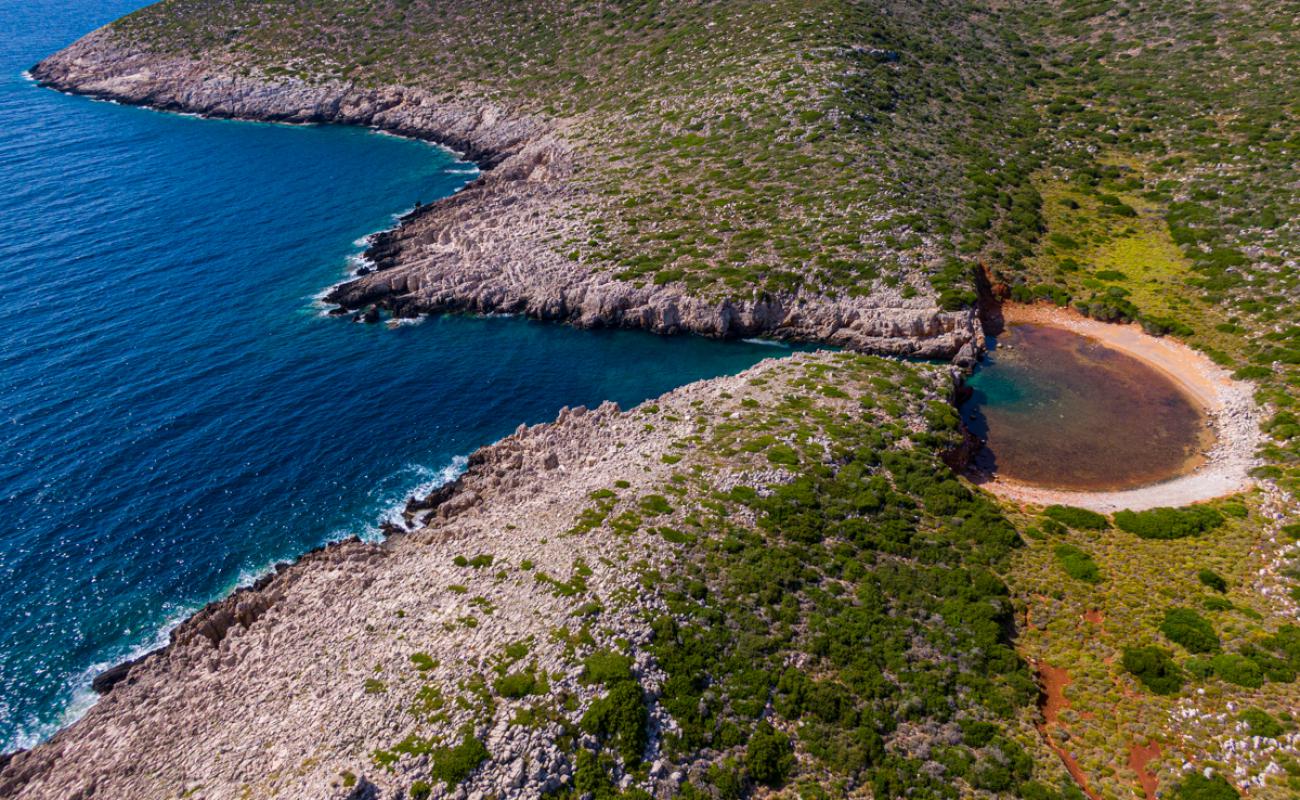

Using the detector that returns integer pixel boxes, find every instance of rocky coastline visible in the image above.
[0,352,961,799]
[30,28,984,365]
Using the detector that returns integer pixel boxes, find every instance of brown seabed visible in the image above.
[968,302,1261,512]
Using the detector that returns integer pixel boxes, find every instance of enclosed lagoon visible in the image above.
[960,323,1211,491]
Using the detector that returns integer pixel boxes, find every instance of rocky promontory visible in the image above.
[0,352,1010,799]
[31,28,983,364]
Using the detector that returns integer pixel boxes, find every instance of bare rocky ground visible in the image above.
[0,352,912,800]
[30,29,982,365]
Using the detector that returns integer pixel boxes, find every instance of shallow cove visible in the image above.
[961,323,1210,491]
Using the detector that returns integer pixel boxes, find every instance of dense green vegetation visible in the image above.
[1054,544,1102,584]
[1043,505,1109,531]
[1174,773,1240,800]
[1159,608,1220,654]
[616,356,1082,798]
[1114,506,1225,540]
[1121,646,1184,695]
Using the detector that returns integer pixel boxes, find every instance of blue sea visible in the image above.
[0,0,793,751]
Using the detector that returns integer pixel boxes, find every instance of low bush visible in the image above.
[1174,772,1239,800]
[1054,544,1103,583]
[429,729,489,787]
[1122,646,1184,694]
[745,721,794,787]
[1114,506,1224,539]
[1197,569,1228,593]
[1160,608,1220,653]
[494,670,540,698]
[582,651,635,684]
[1043,505,1109,530]
[1209,653,1265,688]
[1240,708,1284,738]
[581,681,649,765]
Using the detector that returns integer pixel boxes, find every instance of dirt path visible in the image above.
[974,303,1260,512]
[1037,662,1100,800]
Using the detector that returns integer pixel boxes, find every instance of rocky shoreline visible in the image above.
[0,352,960,799]
[30,28,983,365]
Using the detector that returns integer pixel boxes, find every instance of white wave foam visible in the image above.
[742,338,790,348]
[8,453,466,752]
[369,455,468,538]
[3,602,194,752]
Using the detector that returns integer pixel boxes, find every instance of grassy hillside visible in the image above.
[109,0,1043,306]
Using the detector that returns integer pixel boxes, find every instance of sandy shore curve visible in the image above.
[970,304,1262,512]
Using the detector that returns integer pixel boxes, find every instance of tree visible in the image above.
[745,721,794,787]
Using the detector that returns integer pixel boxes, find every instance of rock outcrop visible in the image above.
[31,28,983,364]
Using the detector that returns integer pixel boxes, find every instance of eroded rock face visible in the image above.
[30,30,983,363]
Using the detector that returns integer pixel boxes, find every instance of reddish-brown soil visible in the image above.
[1128,741,1162,800]
[1036,662,1100,800]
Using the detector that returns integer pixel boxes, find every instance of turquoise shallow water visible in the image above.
[0,0,796,751]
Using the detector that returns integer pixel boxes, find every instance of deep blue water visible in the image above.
[0,0,794,751]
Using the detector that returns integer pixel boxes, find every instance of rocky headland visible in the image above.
[31,28,983,364]
[0,352,1008,799]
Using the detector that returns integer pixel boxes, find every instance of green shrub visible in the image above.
[429,729,489,787]
[1208,653,1265,688]
[494,671,540,698]
[582,651,635,684]
[1240,708,1284,738]
[1043,505,1109,530]
[639,494,674,516]
[1160,608,1220,653]
[581,681,648,765]
[1174,772,1239,800]
[409,780,431,800]
[1122,646,1185,694]
[410,652,437,671]
[1114,506,1224,539]
[1197,569,1228,593]
[745,722,794,787]
[767,444,800,465]
[1054,544,1103,583]
[707,759,746,800]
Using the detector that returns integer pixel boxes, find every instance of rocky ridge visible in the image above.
[31,28,983,365]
